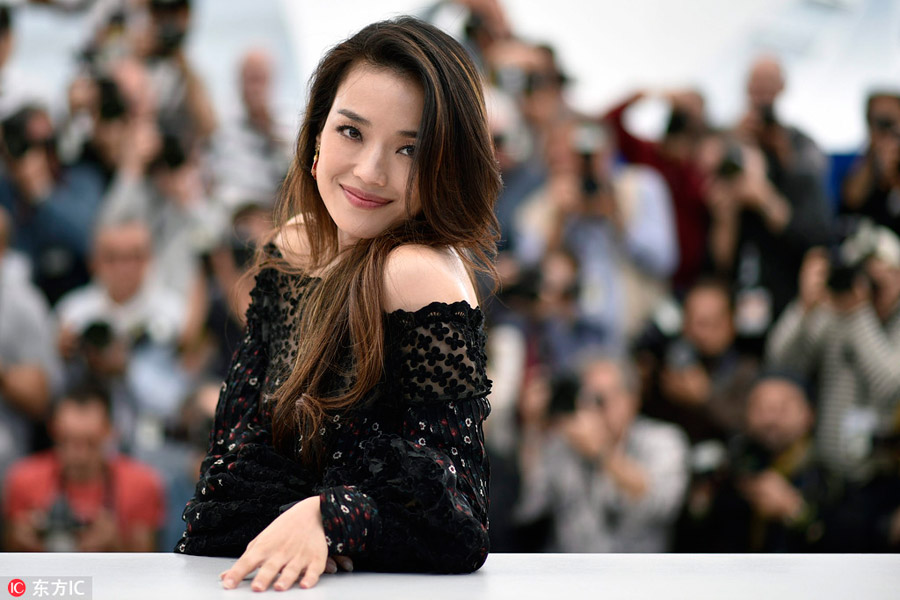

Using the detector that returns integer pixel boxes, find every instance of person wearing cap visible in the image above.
[766,222,900,481]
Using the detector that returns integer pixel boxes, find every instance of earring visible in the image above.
[311,145,320,179]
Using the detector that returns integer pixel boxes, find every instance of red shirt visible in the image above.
[605,95,710,289]
[2,451,165,538]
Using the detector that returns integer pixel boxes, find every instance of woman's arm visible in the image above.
[317,246,491,573]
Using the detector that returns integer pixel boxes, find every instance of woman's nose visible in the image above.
[353,145,389,187]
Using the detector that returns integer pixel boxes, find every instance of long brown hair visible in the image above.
[259,17,501,465]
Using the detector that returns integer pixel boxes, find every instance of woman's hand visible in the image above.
[219,496,332,591]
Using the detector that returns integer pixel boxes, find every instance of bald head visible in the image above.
[92,221,153,304]
[747,55,785,110]
[240,48,273,115]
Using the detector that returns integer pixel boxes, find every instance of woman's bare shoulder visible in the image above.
[271,215,310,268]
[383,245,478,313]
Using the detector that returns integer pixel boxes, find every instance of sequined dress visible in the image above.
[174,249,492,573]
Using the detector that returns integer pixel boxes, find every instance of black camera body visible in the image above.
[547,371,583,417]
[40,495,88,553]
[572,122,608,197]
[149,0,190,58]
[665,338,700,370]
[759,104,778,128]
[729,435,774,479]
[716,142,744,180]
[826,218,880,293]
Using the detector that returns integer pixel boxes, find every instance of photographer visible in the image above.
[486,38,572,151]
[513,118,678,348]
[704,134,831,352]
[515,358,689,552]
[135,0,216,148]
[55,220,188,452]
[2,385,164,552]
[649,278,758,444]
[686,373,838,552]
[209,48,291,214]
[100,131,211,350]
[0,104,106,304]
[603,89,710,289]
[766,220,900,480]
[841,91,900,233]
[736,55,828,190]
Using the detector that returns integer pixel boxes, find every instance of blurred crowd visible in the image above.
[1,0,898,555]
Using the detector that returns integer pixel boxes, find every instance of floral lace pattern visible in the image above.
[175,249,492,573]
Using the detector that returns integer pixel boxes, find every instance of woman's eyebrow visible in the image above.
[337,108,418,139]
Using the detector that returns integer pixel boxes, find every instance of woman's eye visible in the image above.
[337,125,361,140]
[398,145,416,157]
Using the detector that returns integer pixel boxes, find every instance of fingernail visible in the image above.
[222,578,234,589]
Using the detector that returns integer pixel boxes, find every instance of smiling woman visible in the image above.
[174,16,501,593]
[315,64,424,244]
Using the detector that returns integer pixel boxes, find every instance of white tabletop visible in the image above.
[2,552,899,599]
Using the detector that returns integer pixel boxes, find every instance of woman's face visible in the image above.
[316,63,424,247]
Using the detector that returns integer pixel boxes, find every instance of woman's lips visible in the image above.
[342,185,391,209]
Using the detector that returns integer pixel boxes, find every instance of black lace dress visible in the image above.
[174,250,492,573]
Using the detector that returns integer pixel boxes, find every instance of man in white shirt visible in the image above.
[55,219,188,452]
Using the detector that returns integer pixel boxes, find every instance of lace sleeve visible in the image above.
[174,267,313,557]
[318,302,492,573]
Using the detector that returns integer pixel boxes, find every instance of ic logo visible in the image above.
[7,579,26,597]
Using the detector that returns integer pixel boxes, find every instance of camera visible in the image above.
[759,104,778,128]
[97,78,128,122]
[491,65,561,99]
[572,122,608,196]
[39,495,88,552]
[149,0,190,58]
[728,435,773,478]
[826,217,879,293]
[81,320,115,351]
[151,133,188,172]
[665,338,699,370]
[871,116,899,136]
[716,142,744,180]
[547,371,582,417]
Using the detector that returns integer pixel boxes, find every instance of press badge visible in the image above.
[840,405,878,463]
[735,287,772,337]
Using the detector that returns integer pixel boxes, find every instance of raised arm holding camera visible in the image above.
[766,219,900,480]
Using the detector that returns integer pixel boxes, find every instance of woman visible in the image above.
[175,17,501,592]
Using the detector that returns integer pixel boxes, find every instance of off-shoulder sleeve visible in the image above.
[174,267,313,557]
[318,301,492,573]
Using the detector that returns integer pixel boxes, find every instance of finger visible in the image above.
[273,559,306,592]
[335,556,354,572]
[221,553,262,590]
[251,559,285,593]
[299,555,327,589]
[325,558,337,574]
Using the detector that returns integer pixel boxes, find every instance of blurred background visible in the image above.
[1,0,899,555]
